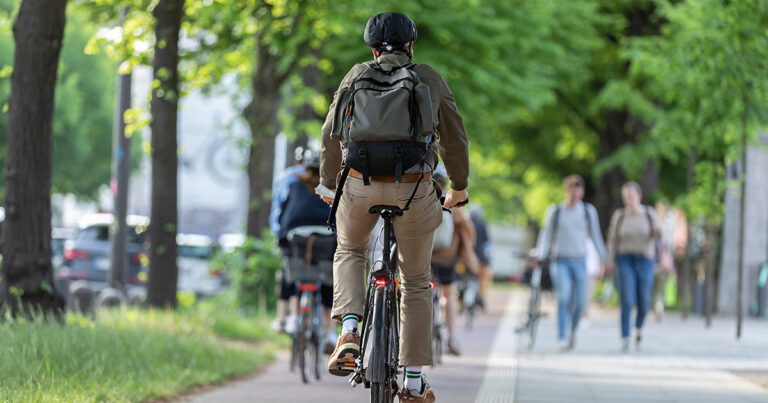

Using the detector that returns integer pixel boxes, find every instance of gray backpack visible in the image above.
[327,61,435,229]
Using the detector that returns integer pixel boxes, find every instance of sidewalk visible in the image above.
[514,294,768,402]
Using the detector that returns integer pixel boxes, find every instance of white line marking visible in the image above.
[474,293,522,403]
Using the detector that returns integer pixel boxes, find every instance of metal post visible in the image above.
[736,127,747,340]
[109,7,132,292]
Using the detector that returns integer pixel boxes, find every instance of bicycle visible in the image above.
[290,281,324,383]
[515,257,547,350]
[348,204,403,403]
[459,270,480,331]
[285,227,335,384]
[430,279,444,365]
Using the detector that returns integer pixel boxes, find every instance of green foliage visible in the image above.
[0,1,115,199]
[0,307,274,402]
[211,231,283,312]
[626,0,768,222]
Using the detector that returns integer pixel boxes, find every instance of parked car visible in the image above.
[52,227,77,271]
[57,213,149,285]
[177,233,222,297]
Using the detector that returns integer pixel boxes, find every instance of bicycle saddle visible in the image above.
[369,205,404,216]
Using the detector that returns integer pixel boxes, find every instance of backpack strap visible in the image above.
[644,206,654,238]
[326,164,351,232]
[615,208,626,253]
[584,202,594,237]
[547,206,561,259]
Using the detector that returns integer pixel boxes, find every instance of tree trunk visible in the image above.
[591,111,630,230]
[147,0,184,309]
[0,0,68,317]
[243,41,286,237]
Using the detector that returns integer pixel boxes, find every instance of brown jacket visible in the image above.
[320,51,470,191]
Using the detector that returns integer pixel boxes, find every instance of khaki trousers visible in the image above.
[331,176,443,366]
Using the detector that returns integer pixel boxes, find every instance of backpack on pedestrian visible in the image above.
[432,210,454,251]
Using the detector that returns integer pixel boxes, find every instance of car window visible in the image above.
[129,226,146,244]
[51,238,66,256]
[76,226,109,242]
[179,245,213,259]
[76,225,146,245]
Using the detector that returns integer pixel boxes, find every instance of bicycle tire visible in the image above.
[464,278,478,331]
[432,291,442,365]
[371,380,393,403]
[289,333,299,372]
[298,313,310,383]
[313,323,323,380]
[368,286,392,402]
[527,287,541,350]
[433,324,443,365]
[368,286,388,382]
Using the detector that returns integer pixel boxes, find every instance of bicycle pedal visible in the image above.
[336,362,357,372]
[349,372,363,387]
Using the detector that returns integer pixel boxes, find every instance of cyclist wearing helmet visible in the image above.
[321,12,469,402]
[270,149,337,352]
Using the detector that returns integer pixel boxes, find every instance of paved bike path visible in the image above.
[184,289,512,402]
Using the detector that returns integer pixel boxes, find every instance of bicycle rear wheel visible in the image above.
[289,333,299,372]
[464,278,478,331]
[368,285,393,403]
[297,313,312,383]
[432,291,443,365]
[313,323,323,380]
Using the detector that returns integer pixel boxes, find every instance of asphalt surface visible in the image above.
[185,289,511,403]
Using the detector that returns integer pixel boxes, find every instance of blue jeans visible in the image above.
[553,258,587,340]
[616,254,655,338]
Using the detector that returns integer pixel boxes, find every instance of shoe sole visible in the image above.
[327,344,360,376]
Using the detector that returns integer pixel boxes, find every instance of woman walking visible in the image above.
[606,182,661,352]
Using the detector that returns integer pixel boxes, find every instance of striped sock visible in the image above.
[404,367,423,392]
[342,314,358,333]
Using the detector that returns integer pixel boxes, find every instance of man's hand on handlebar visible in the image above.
[443,189,469,209]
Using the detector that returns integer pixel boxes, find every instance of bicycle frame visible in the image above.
[353,206,402,398]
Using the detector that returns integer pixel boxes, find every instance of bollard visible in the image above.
[68,280,95,316]
[127,287,147,307]
[96,287,126,309]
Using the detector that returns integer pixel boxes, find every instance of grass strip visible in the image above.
[0,306,279,402]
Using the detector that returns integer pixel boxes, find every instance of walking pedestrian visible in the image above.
[535,175,608,350]
[606,181,661,352]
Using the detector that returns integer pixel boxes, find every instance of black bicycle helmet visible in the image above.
[364,12,417,48]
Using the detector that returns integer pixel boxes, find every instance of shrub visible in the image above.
[211,230,283,313]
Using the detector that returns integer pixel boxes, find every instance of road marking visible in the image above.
[474,293,522,403]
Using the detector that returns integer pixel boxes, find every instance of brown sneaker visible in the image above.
[399,381,436,402]
[327,331,360,376]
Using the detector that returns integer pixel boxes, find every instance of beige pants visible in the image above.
[331,176,443,366]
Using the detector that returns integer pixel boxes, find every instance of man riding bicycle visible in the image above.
[320,12,470,402]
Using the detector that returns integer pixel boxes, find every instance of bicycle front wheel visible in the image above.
[527,288,541,350]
